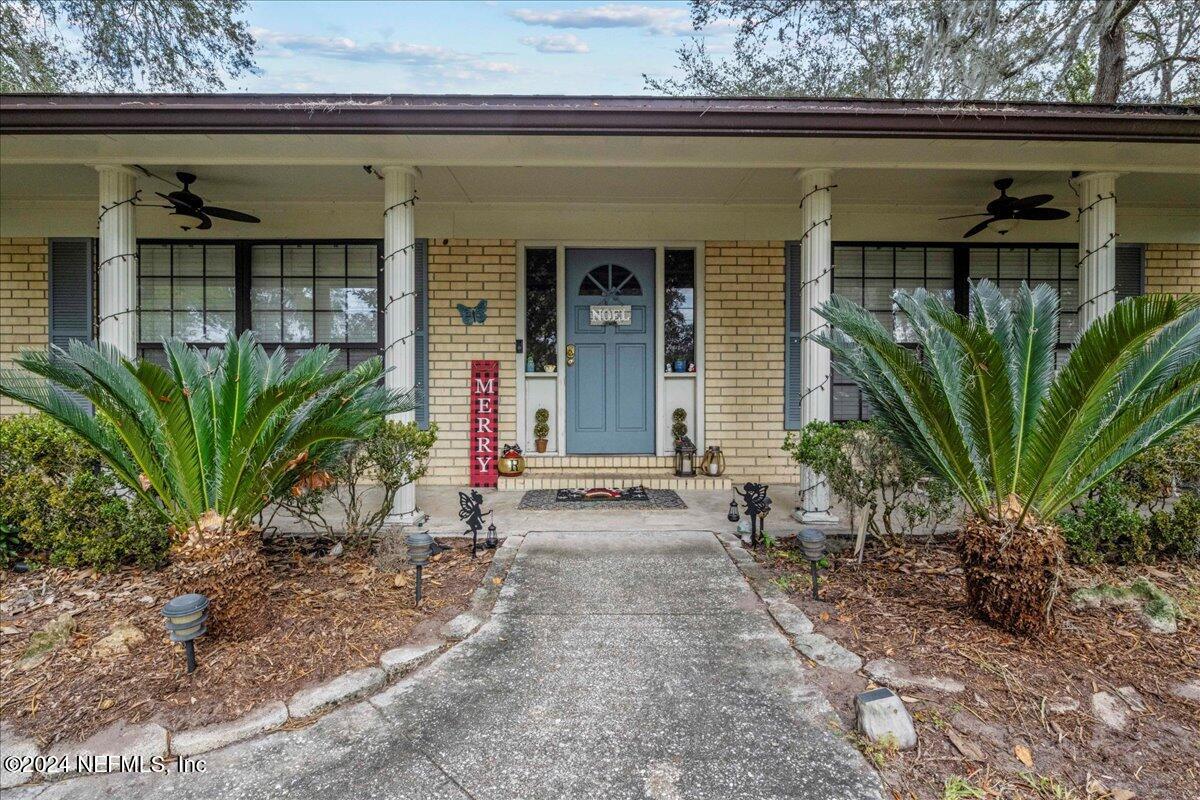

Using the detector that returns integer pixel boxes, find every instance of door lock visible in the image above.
[565,344,575,366]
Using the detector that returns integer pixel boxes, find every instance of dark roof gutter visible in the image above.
[2,94,1198,143]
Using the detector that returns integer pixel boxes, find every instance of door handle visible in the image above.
[565,344,575,366]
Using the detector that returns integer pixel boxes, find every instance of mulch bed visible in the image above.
[0,537,491,746]
[752,538,1199,800]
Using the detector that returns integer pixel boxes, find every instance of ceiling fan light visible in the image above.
[993,218,1019,235]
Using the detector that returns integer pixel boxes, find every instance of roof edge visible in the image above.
[2,94,1198,143]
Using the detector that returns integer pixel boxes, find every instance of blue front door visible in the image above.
[565,248,655,454]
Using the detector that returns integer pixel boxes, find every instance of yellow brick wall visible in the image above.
[1145,244,1200,296]
[420,239,518,485]
[0,238,49,417]
[702,241,800,484]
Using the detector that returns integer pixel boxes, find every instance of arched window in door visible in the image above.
[578,264,643,298]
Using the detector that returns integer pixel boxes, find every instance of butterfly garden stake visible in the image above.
[457,300,488,326]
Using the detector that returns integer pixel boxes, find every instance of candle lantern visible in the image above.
[798,528,828,600]
[727,499,740,523]
[485,521,498,549]
[406,531,434,604]
[161,593,209,674]
[700,446,726,477]
[674,436,697,477]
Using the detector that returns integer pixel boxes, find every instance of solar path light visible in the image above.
[406,531,434,605]
[161,593,209,674]
[798,528,828,600]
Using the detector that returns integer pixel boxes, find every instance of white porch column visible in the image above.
[382,165,421,524]
[1072,171,1119,330]
[96,165,139,359]
[795,168,838,523]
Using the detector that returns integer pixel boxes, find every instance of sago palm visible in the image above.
[0,333,412,631]
[816,281,1200,635]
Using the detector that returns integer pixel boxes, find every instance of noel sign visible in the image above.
[470,360,499,488]
[589,304,632,326]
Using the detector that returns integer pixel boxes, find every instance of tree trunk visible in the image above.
[957,516,1064,637]
[1094,2,1135,103]
[168,525,269,640]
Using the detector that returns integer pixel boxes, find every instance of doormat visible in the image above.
[517,488,687,511]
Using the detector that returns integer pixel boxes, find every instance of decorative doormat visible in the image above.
[517,488,687,511]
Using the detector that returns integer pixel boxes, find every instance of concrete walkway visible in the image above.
[9,531,881,800]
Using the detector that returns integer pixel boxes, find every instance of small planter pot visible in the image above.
[535,439,548,453]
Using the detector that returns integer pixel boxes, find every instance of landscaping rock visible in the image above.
[379,642,441,676]
[171,701,288,756]
[0,722,39,789]
[91,619,146,658]
[863,657,965,694]
[45,721,167,778]
[368,676,419,709]
[1170,680,1200,703]
[16,612,75,671]
[727,546,752,563]
[792,631,863,672]
[441,612,483,641]
[1115,686,1146,712]
[1071,578,1180,634]
[765,600,814,637]
[855,687,917,750]
[1091,691,1129,730]
[1048,697,1080,714]
[287,667,386,719]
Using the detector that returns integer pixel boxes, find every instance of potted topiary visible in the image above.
[671,408,688,444]
[534,408,550,453]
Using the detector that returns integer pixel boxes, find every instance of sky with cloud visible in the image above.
[238,1,728,93]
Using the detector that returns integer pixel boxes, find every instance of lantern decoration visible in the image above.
[458,489,486,557]
[161,593,209,674]
[700,446,726,477]
[798,528,828,600]
[497,443,526,477]
[486,521,498,549]
[727,499,740,523]
[734,482,771,548]
[674,436,697,477]
[406,531,434,605]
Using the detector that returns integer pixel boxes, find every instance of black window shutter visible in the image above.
[784,241,804,430]
[1115,244,1144,302]
[414,238,430,429]
[49,239,94,350]
[48,238,95,410]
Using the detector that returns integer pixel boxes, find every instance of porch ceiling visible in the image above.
[2,162,1197,211]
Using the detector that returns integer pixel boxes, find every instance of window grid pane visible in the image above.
[664,249,695,368]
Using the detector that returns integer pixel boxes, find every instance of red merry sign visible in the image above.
[469,360,499,488]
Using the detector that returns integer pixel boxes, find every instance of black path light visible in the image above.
[798,528,828,600]
[161,593,209,674]
[458,489,486,557]
[727,498,741,523]
[485,521,498,550]
[735,483,771,548]
[406,531,434,605]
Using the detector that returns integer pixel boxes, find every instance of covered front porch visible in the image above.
[2,100,1198,522]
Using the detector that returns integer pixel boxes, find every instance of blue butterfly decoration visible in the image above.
[456,299,488,326]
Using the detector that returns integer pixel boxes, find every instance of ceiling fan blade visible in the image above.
[1010,193,1054,210]
[963,218,996,238]
[1014,207,1072,221]
[202,206,261,223]
[193,212,213,231]
[938,212,991,221]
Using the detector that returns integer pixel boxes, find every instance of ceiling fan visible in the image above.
[939,178,1071,238]
[154,172,261,231]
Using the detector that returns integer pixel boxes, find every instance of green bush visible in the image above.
[0,414,169,570]
[278,420,438,543]
[1058,480,1150,564]
[1147,491,1200,560]
[1118,424,1200,512]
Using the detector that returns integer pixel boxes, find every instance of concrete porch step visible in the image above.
[498,470,730,492]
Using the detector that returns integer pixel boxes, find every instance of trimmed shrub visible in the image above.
[1147,492,1200,560]
[0,414,169,570]
[1058,480,1150,564]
